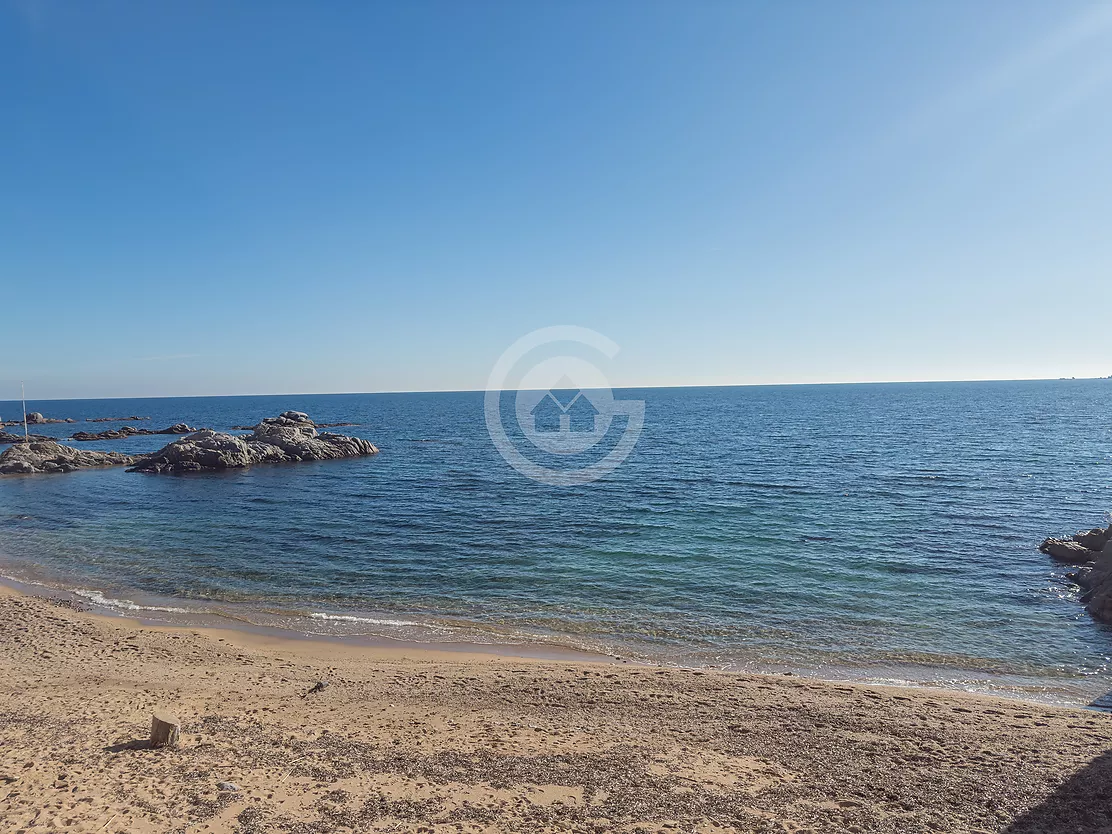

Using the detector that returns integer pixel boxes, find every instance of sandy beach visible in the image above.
[1,585,1110,834]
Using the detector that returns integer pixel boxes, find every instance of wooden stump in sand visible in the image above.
[150,713,181,748]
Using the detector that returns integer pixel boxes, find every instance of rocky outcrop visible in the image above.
[86,416,149,423]
[2,414,74,426]
[1039,537,1100,565]
[1042,522,1112,623]
[129,412,377,474]
[70,424,198,442]
[0,442,138,475]
[0,431,54,444]
[229,414,359,430]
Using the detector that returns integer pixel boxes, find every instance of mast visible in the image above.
[21,381,28,442]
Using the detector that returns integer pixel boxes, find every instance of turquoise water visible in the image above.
[1,381,1110,704]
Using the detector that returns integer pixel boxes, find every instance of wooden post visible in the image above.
[150,713,181,748]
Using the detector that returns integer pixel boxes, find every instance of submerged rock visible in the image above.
[70,424,198,442]
[129,413,377,474]
[86,416,149,423]
[0,442,138,475]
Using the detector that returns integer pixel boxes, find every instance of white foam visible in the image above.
[308,612,420,627]
[72,588,190,614]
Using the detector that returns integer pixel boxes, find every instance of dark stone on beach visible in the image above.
[70,424,199,442]
[129,412,377,474]
[0,441,138,475]
[1039,537,1099,565]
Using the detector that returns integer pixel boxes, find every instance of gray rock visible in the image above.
[0,442,138,475]
[1072,526,1112,551]
[130,414,377,474]
[1039,537,1099,565]
[70,424,199,442]
[216,781,240,792]
[24,412,45,424]
[0,431,53,444]
[1043,522,1112,624]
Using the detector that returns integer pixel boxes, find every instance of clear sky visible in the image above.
[3,0,1111,399]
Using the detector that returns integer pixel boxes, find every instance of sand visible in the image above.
[1,585,1111,833]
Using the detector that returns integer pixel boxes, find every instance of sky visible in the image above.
[2,0,1112,399]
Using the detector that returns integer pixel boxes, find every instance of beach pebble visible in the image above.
[217,781,240,792]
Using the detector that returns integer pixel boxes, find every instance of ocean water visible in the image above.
[1,381,1111,705]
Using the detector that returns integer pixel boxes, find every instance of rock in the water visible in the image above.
[0,431,53,444]
[0,442,138,475]
[86,416,149,423]
[1039,537,1099,565]
[1042,521,1112,624]
[130,414,377,474]
[24,412,45,424]
[70,424,199,442]
[1073,526,1112,552]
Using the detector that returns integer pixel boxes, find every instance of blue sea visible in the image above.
[1,381,1111,705]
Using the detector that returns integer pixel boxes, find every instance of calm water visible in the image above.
[1,382,1111,704]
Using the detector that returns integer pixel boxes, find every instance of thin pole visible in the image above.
[21,381,28,442]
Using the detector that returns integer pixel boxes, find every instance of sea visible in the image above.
[1,380,1110,706]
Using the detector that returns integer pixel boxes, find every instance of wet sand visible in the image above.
[2,584,1111,833]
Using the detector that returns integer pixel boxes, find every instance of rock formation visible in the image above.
[70,424,198,442]
[0,442,138,475]
[1041,522,1112,623]
[2,414,74,426]
[86,416,149,423]
[0,431,54,444]
[129,412,377,474]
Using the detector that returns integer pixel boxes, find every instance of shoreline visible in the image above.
[0,574,619,667]
[1,572,1106,712]
[3,582,1112,832]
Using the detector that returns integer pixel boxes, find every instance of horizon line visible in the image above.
[3,374,1110,403]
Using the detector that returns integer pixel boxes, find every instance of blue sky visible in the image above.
[3,0,1111,398]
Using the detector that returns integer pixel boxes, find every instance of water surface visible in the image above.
[1,381,1110,704]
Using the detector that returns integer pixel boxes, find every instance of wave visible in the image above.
[72,588,191,614]
[308,612,422,627]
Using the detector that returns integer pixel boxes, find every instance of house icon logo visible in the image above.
[521,377,608,455]
[485,326,645,485]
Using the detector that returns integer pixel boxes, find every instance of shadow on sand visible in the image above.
[103,738,153,753]
[1005,749,1112,834]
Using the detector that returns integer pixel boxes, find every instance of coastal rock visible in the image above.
[3,414,74,426]
[1043,521,1112,624]
[129,413,377,474]
[0,442,138,475]
[0,431,54,444]
[1039,537,1099,565]
[230,414,359,430]
[70,424,199,442]
[86,416,149,423]
[1073,526,1112,551]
